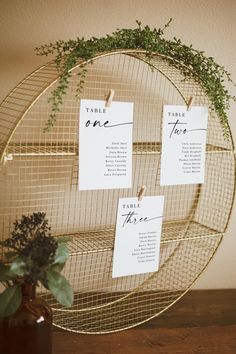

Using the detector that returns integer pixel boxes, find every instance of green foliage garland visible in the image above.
[36,19,235,137]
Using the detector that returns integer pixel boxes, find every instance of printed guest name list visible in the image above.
[160,105,208,186]
[112,196,164,278]
[79,99,133,190]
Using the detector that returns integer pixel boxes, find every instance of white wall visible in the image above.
[0,0,235,289]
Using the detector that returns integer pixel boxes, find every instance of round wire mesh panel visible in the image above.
[0,50,235,333]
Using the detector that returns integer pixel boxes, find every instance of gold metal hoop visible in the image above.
[0,50,235,333]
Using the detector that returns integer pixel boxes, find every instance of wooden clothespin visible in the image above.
[138,185,146,201]
[105,89,115,107]
[187,96,194,111]
[3,154,13,165]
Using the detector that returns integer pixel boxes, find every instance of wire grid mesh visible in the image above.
[0,50,235,333]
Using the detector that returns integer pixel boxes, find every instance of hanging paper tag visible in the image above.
[112,196,164,278]
[160,105,208,186]
[79,99,133,190]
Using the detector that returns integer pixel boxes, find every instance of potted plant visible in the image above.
[0,212,73,354]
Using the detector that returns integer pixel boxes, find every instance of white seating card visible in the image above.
[160,105,208,186]
[79,99,133,190]
[112,196,164,278]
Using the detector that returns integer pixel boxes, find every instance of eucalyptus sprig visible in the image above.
[35,19,236,137]
[0,212,73,318]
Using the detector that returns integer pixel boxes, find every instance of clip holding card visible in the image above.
[138,185,146,201]
[105,89,115,107]
[3,154,13,165]
[187,96,195,111]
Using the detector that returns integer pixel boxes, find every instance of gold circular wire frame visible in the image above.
[0,49,235,333]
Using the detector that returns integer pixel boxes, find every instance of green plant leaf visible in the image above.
[50,262,65,273]
[47,269,73,307]
[0,263,14,281]
[53,243,69,264]
[39,276,49,290]
[10,257,27,276]
[0,284,22,318]
[56,236,72,243]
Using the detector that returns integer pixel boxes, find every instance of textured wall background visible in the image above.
[0,0,235,289]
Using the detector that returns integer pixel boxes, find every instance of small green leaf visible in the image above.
[53,243,69,264]
[0,284,22,317]
[0,263,14,281]
[50,262,65,273]
[39,276,49,290]
[47,270,73,307]
[10,257,27,276]
[56,236,72,243]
